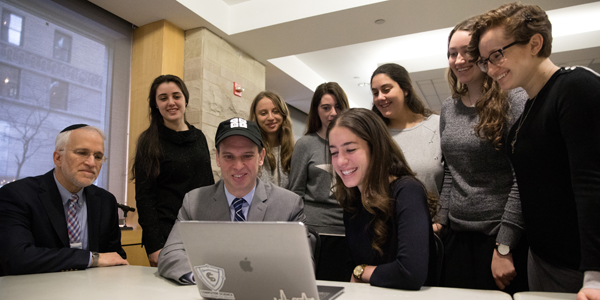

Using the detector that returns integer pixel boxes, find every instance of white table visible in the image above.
[513,291,577,300]
[0,265,512,300]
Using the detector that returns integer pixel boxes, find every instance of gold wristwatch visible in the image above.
[353,264,367,282]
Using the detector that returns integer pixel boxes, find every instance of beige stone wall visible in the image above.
[184,27,266,179]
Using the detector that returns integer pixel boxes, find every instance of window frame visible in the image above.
[1,9,24,46]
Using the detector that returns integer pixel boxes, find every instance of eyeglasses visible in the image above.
[476,41,521,73]
[65,149,107,163]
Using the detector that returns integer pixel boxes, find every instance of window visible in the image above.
[0,63,19,99]
[53,31,71,62]
[49,79,68,110]
[0,0,132,205]
[1,10,22,46]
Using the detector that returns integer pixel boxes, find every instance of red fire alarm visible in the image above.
[234,82,243,97]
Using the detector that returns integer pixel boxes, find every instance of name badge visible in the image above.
[70,242,82,249]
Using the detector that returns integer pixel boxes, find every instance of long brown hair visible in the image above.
[305,82,349,135]
[327,108,438,255]
[370,63,432,124]
[249,91,295,174]
[132,75,190,182]
[447,18,509,149]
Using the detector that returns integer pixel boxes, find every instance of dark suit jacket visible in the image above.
[0,170,126,275]
[157,179,308,282]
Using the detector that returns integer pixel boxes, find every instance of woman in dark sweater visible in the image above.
[470,3,600,297]
[327,108,438,289]
[132,75,214,267]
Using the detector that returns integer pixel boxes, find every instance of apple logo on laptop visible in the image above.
[240,257,253,272]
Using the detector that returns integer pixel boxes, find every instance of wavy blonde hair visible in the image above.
[447,17,509,149]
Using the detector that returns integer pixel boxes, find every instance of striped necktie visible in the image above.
[66,194,81,244]
[232,197,246,222]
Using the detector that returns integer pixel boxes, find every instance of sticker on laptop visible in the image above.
[194,264,235,299]
[274,289,315,300]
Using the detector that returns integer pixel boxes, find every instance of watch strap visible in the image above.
[91,252,99,267]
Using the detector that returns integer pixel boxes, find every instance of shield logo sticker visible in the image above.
[195,264,226,291]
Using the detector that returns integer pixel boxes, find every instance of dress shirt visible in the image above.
[224,184,255,221]
[53,172,91,266]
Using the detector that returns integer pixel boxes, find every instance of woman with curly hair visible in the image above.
[248,91,294,187]
[469,3,600,296]
[328,108,437,289]
[437,17,528,293]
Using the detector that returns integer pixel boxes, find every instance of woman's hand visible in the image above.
[491,249,516,290]
[578,288,600,300]
[148,249,161,267]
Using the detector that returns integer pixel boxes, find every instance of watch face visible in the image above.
[498,244,510,255]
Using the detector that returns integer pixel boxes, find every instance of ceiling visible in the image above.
[88,0,600,113]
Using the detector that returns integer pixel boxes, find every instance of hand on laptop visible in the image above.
[98,252,129,267]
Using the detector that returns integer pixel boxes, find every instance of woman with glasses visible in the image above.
[288,82,351,281]
[248,91,294,187]
[469,3,600,297]
[371,63,443,201]
[328,108,437,289]
[437,17,528,293]
[132,75,214,267]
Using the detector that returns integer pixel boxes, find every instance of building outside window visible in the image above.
[0,63,19,99]
[1,9,22,46]
[49,79,68,110]
[0,0,132,207]
[53,31,71,62]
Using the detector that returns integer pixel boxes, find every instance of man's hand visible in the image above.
[432,223,443,233]
[578,288,600,300]
[98,252,129,267]
[491,249,516,290]
[148,249,161,267]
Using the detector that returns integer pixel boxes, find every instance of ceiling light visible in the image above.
[374,19,385,25]
[358,82,369,87]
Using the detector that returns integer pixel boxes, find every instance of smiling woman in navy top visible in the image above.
[327,108,438,289]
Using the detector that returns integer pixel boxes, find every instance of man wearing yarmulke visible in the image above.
[158,118,309,284]
[0,124,127,275]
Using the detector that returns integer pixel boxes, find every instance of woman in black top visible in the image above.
[469,3,600,297]
[132,75,214,266]
[327,108,438,289]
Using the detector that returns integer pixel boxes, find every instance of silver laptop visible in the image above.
[178,221,343,300]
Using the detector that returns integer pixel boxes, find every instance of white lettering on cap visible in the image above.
[230,118,247,128]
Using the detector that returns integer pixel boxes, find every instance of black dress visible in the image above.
[135,124,214,255]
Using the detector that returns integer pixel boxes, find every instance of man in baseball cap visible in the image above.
[158,118,309,284]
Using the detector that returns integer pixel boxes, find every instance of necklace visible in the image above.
[511,95,538,154]
[464,92,476,107]
[316,130,326,140]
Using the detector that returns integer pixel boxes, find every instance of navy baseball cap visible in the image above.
[215,118,263,149]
